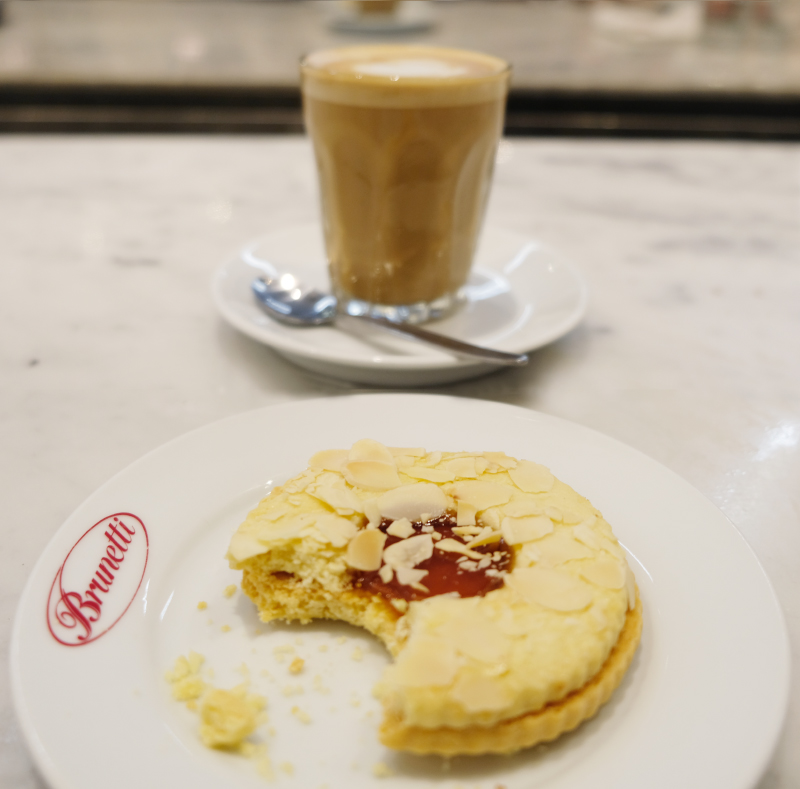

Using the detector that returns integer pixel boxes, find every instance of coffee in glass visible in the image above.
[301,45,509,323]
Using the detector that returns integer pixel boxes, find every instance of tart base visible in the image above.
[380,592,643,755]
[242,561,643,756]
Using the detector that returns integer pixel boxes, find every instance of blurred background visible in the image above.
[1,0,800,138]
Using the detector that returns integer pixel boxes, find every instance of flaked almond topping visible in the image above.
[536,531,596,565]
[437,613,510,663]
[502,499,542,518]
[456,501,477,527]
[452,480,515,512]
[390,636,459,688]
[452,674,512,713]
[544,506,563,521]
[404,466,456,483]
[378,564,393,584]
[313,513,359,547]
[466,530,503,549]
[343,460,401,491]
[510,567,594,611]
[435,538,485,560]
[421,451,442,467]
[308,485,364,514]
[395,566,428,590]
[480,507,502,531]
[573,522,601,549]
[388,446,426,457]
[560,510,583,525]
[363,498,381,529]
[347,439,395,465]
[625,564,637,610]
[386,518,415,539]
[453,525,481,536]
[474,457,489,475]
[308,449,348,472]
[579,558,626,589]
[482,452,517,470]
[383,533,433,569]
[345,529,387,571]
[442,457,479,479]
[501,514,554,545]
[377,482,447,521]
[508,460,555,493]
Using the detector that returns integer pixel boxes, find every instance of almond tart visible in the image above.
[227,440,642,755]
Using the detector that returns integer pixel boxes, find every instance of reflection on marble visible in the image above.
[0,136,798,788]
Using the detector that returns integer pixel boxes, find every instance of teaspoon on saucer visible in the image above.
[251,275,528,367]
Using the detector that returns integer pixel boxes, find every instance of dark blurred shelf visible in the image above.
[4,83,800,139]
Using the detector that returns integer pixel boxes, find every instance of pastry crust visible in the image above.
[379,592,642,755]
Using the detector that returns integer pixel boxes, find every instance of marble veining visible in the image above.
[1,136,798,788]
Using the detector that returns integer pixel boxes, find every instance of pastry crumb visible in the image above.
[289,657,305,675]
[197,601,208,610]
[223,584,237,598]
[318,644,328,652]
[372,761,393,777]
[280,761,295,775]
[220,625,231,633]
[335,636,347,645]
[291,706,311,724]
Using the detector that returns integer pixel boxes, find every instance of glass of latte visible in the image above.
[301,45,510,324]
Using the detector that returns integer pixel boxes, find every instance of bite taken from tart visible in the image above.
[227,440,642,756]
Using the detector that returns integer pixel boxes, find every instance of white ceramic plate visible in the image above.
[212,224,588,386]
[11,395,789,789]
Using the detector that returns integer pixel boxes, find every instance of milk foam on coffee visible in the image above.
[302,45,509,313]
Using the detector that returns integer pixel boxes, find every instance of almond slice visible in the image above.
[466,531,503,549]
[573,522,601,549]
[348,439,396,465]
[452,480,515,512]
[456,501,477,527]
[452,673,512,713]
[443,457,479,479]
[345,529,387,571]
[508,460,555,493]
[308,449,348,472]
[437,614,510,663]
[536,531,596,564]
[435,538,484,560]
[378,564,394,583]
[377,483,447,521]
[313,513,359,547]
[363,498,381,529]
[395,566,428,589]
[501,515,553,545]
[343,461,401,491]
[403,466,456,483]
[502,499,542,518]
[482,452,517,470]
[308,485,364,514]
[383,534,433,569]
[389,636,459,688]
[579,558,626,589]
[510,567,594,611]
[386,518,415,539]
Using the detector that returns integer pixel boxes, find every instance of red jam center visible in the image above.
[350,513,512,603]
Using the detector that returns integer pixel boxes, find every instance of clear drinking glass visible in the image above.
[301,45,510,324]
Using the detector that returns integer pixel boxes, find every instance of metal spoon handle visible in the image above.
[344,314,528,367]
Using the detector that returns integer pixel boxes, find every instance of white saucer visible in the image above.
[10,395,790,789]
[212,224,588,386]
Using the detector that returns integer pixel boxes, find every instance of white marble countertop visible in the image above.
[1,135,797,788]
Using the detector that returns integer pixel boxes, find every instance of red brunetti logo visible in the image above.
[47,513,149,646]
